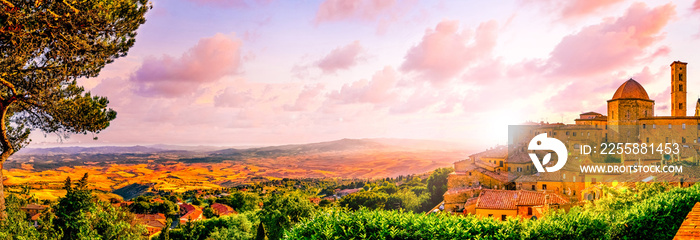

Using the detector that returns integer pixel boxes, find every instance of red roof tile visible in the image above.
[476,190,570,210]
[211,203,237,216]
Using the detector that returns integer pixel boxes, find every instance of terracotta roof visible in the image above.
[575,116,607,121]
[671,61,688,66]
[21,204,48,210]
[611,79,651,101]
[580,112,603,116]
[179,203,196,213]
[517,191,544,206]
[211,203,237,216]
[507,151,532,163]
[180,208,203,223]
[514,174,539,182]
[464,197,479,206]
[135,214,167,229]
[476,190,518,210]
[476,190,570,210]
[674,202,700,240]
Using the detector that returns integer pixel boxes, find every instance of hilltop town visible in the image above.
[437,61,700,220]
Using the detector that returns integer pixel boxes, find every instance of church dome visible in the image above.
[611,79,650,100]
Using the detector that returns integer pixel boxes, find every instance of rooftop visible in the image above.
[610,79,651,101]
[476,189,570,210]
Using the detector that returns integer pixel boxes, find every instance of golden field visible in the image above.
[4,149,463,200]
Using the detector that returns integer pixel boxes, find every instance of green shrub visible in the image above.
[288,184,700,240]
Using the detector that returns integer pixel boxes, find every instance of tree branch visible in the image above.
[0,77,16,98]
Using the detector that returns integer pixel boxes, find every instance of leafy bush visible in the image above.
[259,192,316,240]
[286,208,518,240]
[608,184,700,240]
[167,212,258,240]
[338,191,387,211]
[288,183,700,240]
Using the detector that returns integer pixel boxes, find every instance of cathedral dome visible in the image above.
[611,79,650,100]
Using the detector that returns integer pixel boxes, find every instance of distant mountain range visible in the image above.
[5,138,472,189]
[15,138,469,156]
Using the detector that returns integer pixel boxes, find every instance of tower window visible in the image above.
[646,137,649,143]
[653,124,656,129]
[669,124,672,129]
[683,137,686,143]
[680,103,684,109]
[683,123,686,129]
[680,73,683,81]
[642,124,646,129]
[680,84,684,92]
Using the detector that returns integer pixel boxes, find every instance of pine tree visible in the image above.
[255,222,266,240]
[0,0,150,219]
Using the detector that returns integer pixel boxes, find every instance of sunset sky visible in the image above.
[31,0,700,149]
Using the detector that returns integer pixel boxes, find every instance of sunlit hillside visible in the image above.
[3,139,468,200]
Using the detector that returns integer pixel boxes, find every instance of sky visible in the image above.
[29,0,700,149]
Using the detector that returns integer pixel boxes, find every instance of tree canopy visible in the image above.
[0,0,150,218]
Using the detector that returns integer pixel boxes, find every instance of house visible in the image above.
[178,203,195,215]
[20,204,48,227]
[309,197,321,205]
[134,213,167,238]
[210,203,237,216]
[178,203,204,224]
[475,189,570,221]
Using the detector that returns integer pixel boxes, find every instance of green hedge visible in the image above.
[286,184,700,240]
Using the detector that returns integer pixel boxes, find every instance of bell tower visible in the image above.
[671,61,688,117]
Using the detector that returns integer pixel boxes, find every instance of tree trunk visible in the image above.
[0,164,5,220]
[0,102,13,221]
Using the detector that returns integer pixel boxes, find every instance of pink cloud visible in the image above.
[401,20,498,85]
[694,0,700,12]
[328,66,398,104]
[560,0,625,18]
[214,88,255,108]
[317,41,364,74]
[130,33,242,97]
[543,65,669,113]
[313,0,416,33]
[389,88,439,114]
[522,0,624,20]
[284,84,325,111]
[315,0,396,23]
[547,2,675,77]
[650,86,672,115]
